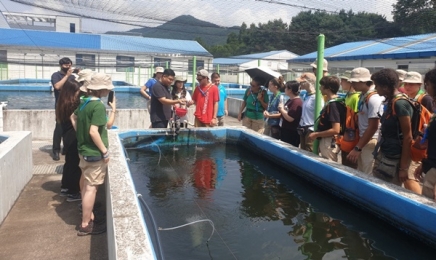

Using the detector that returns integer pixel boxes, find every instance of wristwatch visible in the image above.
[354,146,362,152]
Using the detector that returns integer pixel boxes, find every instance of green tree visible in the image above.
[393,0,436,34]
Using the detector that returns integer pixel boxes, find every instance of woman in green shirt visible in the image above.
[238,77,269,134]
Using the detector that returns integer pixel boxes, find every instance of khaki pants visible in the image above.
[195,118,212,127]
[357,139,377,174]
[299,129,314,152]
[319,137,340,162]
[242,117,265,134]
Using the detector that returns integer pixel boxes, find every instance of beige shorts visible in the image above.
[423,168,436,200]
[79,154,108,186]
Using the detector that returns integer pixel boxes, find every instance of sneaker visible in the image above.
[66,193,82,202]
[60,189,68,197]
[77,220,106,236]
[52,151,60,161]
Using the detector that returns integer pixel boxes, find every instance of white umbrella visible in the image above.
[244,66,282,86]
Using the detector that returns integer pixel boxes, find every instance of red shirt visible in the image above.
[192,84,219,123]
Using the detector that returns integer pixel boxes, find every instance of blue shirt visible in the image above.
[266,92,284,126]
[217,84,227,117]
[145,78,157,96]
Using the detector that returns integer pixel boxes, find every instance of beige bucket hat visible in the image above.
[86,73,114,91]
[296,73,316,84]
[310,59,328,72]
[174,76,187,83]
[76,69,95,92]
[348,67,372,82]
[396,69,407,81]
[402,71,422,84]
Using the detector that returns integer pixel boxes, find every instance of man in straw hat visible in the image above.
[71,72,114,236]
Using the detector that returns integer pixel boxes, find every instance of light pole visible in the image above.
[40,53,45,79]
[23,53,27,78]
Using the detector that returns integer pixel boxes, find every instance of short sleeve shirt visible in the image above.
[217,84,227,117]
[243,88,268,120]
[317,101,343,132]
[345,92,360,112]
[145,78,157,96]
[281,98,303,130]
[300,94,316,127]
[266,92,284,126]
[150,81,172,123]
[51,71,76,106]
[192,84,220,124]
[358,91,384,138]
[380,99,414,157]
[74,99,108,157]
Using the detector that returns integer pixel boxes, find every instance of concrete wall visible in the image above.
[0,131,32,225]
[227,97,244,117]
[2,108,198,140]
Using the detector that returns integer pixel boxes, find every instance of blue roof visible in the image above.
[289,33,436,63]
[0,28,211,56]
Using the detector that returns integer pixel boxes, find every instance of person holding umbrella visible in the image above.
[238,77,269,133]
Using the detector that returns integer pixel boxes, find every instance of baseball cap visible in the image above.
[197,69,209,78]
[396,69,407,81]
[155,67,164,73]
[310,59,328,71]
[403,71,422,84]
[348,67,372,82]
[174,76,187,83]
[296,73,316,84]
[86,73,114,90]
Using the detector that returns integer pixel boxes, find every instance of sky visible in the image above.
[0,0,397,33]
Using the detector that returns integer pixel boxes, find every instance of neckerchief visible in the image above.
[304,92,315,101]
[198,84,213,97]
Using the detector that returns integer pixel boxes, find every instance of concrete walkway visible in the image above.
[0,140,108,260]
[0,117,243,260]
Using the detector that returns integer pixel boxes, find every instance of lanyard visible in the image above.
[357,90,375,112]
[268,92,281,110]
[79,97,101,111]
[198,84,213,97]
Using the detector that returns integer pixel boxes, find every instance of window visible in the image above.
[76,54,96,70]
[0,50,6,62]
[397,64,409,70]
[154,58,171,68]
[188,59,204,72]
[70,23,75,33]
[116,56,135,72]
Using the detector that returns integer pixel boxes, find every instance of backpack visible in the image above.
[390,94,433,162]
[335,92,377,153]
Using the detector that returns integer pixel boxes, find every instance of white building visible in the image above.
[1,12,81,33]
[288,33,436,76]
[0,28,212,85]
[214,50,298,85]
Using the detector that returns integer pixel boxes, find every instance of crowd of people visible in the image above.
[51,56,436,236]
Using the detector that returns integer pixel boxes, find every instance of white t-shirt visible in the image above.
[358,89,384,139]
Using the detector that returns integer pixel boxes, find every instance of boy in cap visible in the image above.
[192,69,219,127]
[403,71,434,111]
[346,67,384,174]
[71,72,113,236]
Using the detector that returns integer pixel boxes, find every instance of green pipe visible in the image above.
[312,34,325,155]
[165,61,169,69]
[217,64,220,74]
[192,56,197,93]
[258,59,261,67]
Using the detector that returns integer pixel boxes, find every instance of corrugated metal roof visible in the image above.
[289,33,436,63]
[213,58,254,65]
[0,28,211,56]
[232,50,297,59]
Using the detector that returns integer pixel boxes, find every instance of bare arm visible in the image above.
[89,125,107,154]
[278,106,295,122]
[140,86,150,99]
[53,69,73,90]
[158,97,184,106]
[70,113,78,131]
[398,115,412,182]
[347,118,379,163]
[308,122,340,140]
[224,99,228,116]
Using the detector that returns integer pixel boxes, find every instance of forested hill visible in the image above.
[124,15,239,46]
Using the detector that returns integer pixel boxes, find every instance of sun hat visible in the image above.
[296,73,316,85]
[155,67,164,73]
[402,71,422,84]
[348,67,372,82]
[396,69,407,81]
[174,76,187,83]
[75,69,95,92]
[340,70,352,80]
[310,59,328,72]
[197,69,209,78]
[86,73,114,91]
